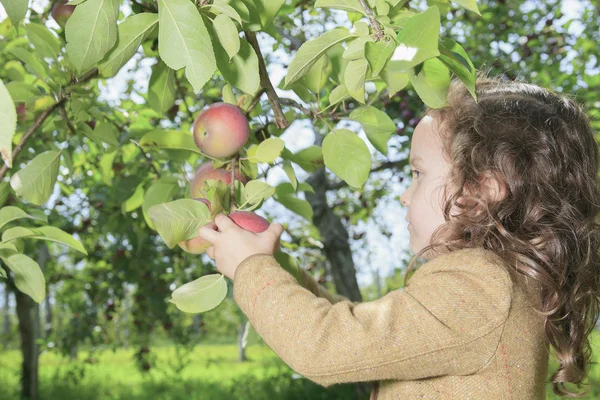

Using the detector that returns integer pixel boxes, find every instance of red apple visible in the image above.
[192,102,250,158]
[190,162,247,199]
[228,211,270,233]
[51,0,75,28]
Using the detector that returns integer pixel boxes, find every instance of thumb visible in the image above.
[267,222,284,238]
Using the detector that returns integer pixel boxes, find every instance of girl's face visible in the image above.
[400,115,452,259]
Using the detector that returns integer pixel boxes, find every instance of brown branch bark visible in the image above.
[358,0,385,40]
[0,68,101,182]
[0,97,67,181]
[244,31,289,129]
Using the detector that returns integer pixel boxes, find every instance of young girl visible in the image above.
[198,75,600,399]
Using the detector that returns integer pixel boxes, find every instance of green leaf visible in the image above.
[158,0,216,93]
[251,138,285,164]
[329,84,350,105]
[290,146,324,172]
[142,176,179,230]
[148,61,176,115]
[323,129,371,188]
[273,251,301,283]
[253,0,286,28]
[282,161,297,191]
[25,23,62,60]
[0,0,28,26]
[408,57,450,108]
[83,123,120,148]
[275,183,313,221]
[2,226,87,255]
[242,180,275,207]
[381,66,410,97]
[222,84,236,105]
[122,183,145,213]
[365,40,396,77]
[438,37,476,101]
[139,129,201,154]
[10,150,61,206]
[65,0,120,73]
[285,28,356,88]
[350,106,396,155]
[213,14,240,60]
[214,37,260,95]
[343,36,373,60]
[0,206,47,231]
[315,0,364,14]
[148,199,212,248]
[0,79,16,168]
[206,2,242,25]
[451,0,481,16]
[1,254,45,303]
[7,47,48,79]
[388,6,440,72]
[5,82,41,103]
[344,58,369,103]
[303,54,332,95]
[169,273,228,314]
[99,12,159,78]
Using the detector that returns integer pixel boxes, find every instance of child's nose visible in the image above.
[400,191,410,207]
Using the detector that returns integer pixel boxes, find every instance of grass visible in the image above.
[0,330,598,399]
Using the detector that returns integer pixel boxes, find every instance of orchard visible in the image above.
[0,0,598,399]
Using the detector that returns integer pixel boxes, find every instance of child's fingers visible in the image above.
[198,224,220,244]
[206,246,215,260]
[214,213,237,232]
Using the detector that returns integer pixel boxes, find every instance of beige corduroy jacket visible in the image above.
[233,247,550,399]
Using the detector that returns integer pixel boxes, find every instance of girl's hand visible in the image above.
[198,214,284,280]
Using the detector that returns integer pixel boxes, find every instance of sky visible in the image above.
[0,0,590,291]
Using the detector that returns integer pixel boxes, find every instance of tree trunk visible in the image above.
[15,290,40,400]
[237,318,249,362]
[3,286,11,348]
[306,168,363,302]
[38,244,51,338]
[306,165,370,398]
[43,289,52,339]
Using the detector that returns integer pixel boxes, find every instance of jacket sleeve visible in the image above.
[233,252,513,387]
[295,267,355,305]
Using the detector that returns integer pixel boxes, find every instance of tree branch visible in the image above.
[358,0,385,40]
[278,98,316,118]
[244,31,289,129]
[327,159,406,190]
[0,96,68,181]
[131,140,161,177]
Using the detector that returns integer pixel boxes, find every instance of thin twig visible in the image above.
[244,31,289,129]
[175,76,196,122]
[69,68,99,86]
[358,0,385,40]
[131,140,161,177]
[58,103,77,137]
[245,88,266,116]
[278,98,316,118]
[0,96,68,181]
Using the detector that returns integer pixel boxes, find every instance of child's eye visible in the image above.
[411,169,422,179]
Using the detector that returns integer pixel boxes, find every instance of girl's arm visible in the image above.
[295,268,355,305]
[233,249,513,387]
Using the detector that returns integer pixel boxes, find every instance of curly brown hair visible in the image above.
[404,73,600,397]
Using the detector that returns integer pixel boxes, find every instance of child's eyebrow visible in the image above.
[409,156,424,166]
